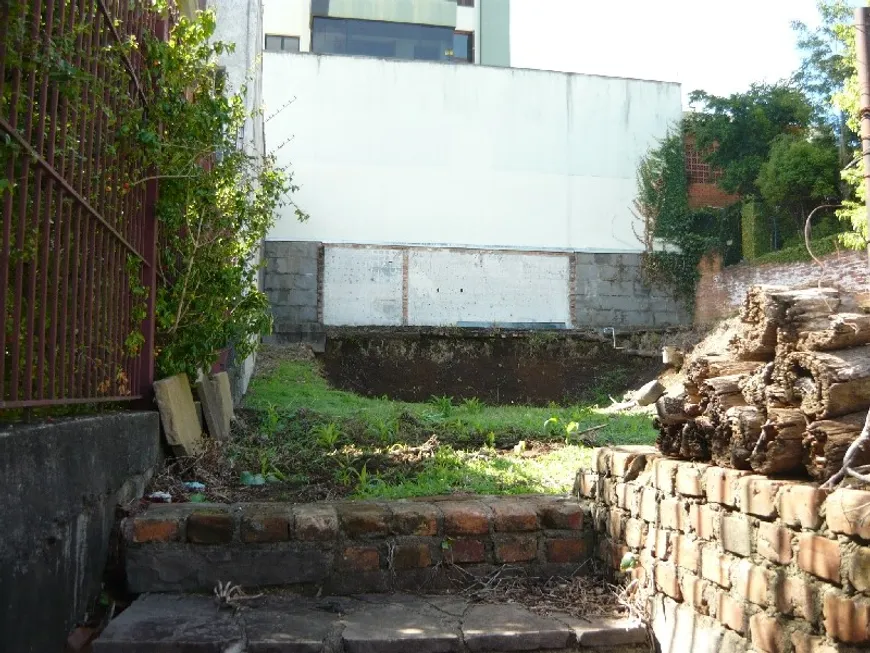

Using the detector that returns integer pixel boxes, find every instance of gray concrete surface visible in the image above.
[0,412,161,653]
[94,592,648,652]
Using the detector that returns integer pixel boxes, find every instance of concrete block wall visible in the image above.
[580,446,870,652]
[262,240,323,342]
[573,253,690,329]
[264,241,691,334]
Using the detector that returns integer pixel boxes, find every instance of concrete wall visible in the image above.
[263,54,681,252]
[264,242,689,332]
[0,413,160,653]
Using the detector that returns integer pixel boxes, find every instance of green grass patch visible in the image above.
[231,359,656,500]
[752,234,842,265]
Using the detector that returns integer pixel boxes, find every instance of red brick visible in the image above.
[338,503,389,537]
[610,447,652,478]
[826,489,870,539]
[441,501,490,535]
[659,498,688,532]
[240,507,292,543]
[680,574,710,614]
[676,463,707,497]
[797,534,841,584]
[689,504,717,540]
[640,487,658,523]
[294,504,338,541]
[447,537,486,563]
[594,449,611,474]
[738,477,789,519]
[731,559,774,607]
[390,503,439,536]
[705,467,745,507]
[654,459,680,494]
[672,534,701,573]
[606,507,625,540]
[187,511,233,544]
[791,632,838,653]
[750,613,788,653]
[701,545,734,588]
[392,543,433,569]
[131,516,180,543]
[341,546,380,571]
[716,592,746,633]
[756,521,793,564]
[601,477,618,505]
[576,472,598,498]
[487,500,538,532]
[495,535,538,563]
[824,592,870,644]
[654,528,671,560]
[655,563,682,600]
[775,575,818,622]
[598,538,629,570]
[538,501,583,530]
[777,485,825,529]
[846,545,870,592]
[624,518,647,549]
[546,538,586,563]
[720,513,753,557]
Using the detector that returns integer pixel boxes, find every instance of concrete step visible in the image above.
[93,592,648,652]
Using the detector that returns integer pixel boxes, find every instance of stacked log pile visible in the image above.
[656,285,870,481]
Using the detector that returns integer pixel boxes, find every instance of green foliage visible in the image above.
[756,134,841,230]
[752,234,842,265]
[687,84,816,197]
[741,200,771,261]
[634,131,741,302]
[428,395,454,418]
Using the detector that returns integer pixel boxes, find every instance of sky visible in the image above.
[510,0,826,107]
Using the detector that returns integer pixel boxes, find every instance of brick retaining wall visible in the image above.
[124,496,591,594]
[580,446,870,652]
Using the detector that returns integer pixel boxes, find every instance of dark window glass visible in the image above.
[452,32,473,63]
[457,0,475,6]
[311,17,453,62]
[265,34,300,52]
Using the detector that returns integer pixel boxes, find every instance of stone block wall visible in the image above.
[573,253,690,329]
[124,496,590,594]
[580,446,870,652]
[262,240,323,343]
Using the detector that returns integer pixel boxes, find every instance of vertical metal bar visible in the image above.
[855,7,870,269]
[0,0,13,402]
[138,178,159,398]
[35,0,58,399]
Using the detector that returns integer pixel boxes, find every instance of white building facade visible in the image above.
[240,0,689,336]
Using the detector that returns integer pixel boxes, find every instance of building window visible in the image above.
[312,17,455,62]
[452,31,474,63]
[265,34,301,52]
[457,0,475,6]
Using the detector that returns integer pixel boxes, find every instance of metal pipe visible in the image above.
[853,7,870,268]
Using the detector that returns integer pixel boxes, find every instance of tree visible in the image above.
[756,134,841,231]
[687,84,816,197]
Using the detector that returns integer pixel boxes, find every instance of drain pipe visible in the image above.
[603,327,626,350]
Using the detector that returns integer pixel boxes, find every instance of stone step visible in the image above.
[93,592,647,653]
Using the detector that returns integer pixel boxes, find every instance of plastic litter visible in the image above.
[183,481,206,491]
[147,491,172,503]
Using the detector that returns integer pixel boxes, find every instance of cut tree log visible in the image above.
[776,347,870,419]
[792,312,870,352]
[739,363,774,408]
[805,412,866,482]
[712,405,763,470]
[729,286,841,360]
[701,374,748,415]
[687,356,764,387]
[655,392,689,427]
[750,407,805,475]
[679,418,713,462]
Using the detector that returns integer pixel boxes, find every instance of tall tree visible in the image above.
[687,84,815,197]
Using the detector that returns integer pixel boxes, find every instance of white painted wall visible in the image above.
[322,245,571,327]
[408,249,570,326]
[264,54,681,252]
[263,0,312,51]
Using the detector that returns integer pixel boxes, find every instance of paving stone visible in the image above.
[195,372,233,441]
[245,596,341,653]
[342,603,461,653]
[92,594,244,652]
[553,614,647,647]
[153,373,205,456]
[462,603,572,651]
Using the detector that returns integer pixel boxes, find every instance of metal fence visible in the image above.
[0,1,164,409]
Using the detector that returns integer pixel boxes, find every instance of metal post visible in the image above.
[854,7,870,267]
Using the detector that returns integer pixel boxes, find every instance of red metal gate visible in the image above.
[0,1,163,408]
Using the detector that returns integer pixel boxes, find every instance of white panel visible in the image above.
[263,0,312,51]
[407,249,570,326]
[264,54,682,252]
[323,247,403,326]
